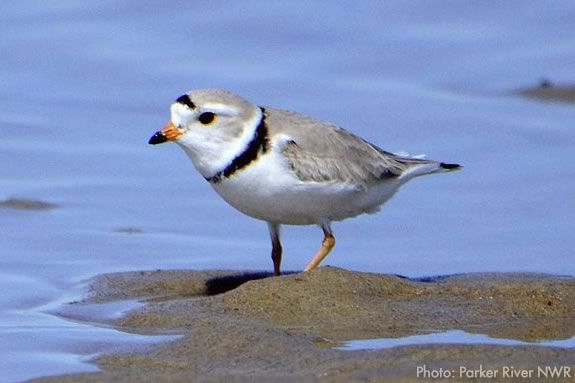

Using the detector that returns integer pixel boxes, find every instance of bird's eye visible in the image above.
[198,112,216,125]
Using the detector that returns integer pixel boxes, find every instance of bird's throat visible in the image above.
[205,107,270,183]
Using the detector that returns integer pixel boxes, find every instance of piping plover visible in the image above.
[149,89,461,275]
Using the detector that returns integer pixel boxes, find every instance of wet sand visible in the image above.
[518,81,575,104]
[0,198,58,211]
[32,267,574,382]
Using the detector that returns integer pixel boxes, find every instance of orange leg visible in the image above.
[304,224,335,272]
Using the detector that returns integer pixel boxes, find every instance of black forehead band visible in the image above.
[176,94,195,109]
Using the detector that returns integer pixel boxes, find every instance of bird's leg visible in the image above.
[268,223,282,276]
[304,223,335,272]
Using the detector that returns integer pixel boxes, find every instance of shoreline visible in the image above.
[31,267,574,382]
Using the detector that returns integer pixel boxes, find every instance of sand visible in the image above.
[0,198,58,211]
[31,267,574,383]
[517,80,575,104]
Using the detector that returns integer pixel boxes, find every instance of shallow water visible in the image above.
[1,1,574,381]
[339,330,575,351]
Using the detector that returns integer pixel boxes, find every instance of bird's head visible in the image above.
[149,89,263,178]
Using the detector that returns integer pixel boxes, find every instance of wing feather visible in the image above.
[263,108,435,189]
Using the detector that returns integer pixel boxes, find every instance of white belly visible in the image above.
[210,152,401,225]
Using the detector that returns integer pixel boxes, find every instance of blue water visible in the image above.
[1,1,574,381]
[339,330,575,351]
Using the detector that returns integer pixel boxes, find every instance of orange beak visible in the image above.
[148,122,183,145]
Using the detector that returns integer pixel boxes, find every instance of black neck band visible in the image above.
[206,108,269,183]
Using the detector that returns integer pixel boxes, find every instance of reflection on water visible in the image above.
[1,1,575,381]
[338,330,575,351]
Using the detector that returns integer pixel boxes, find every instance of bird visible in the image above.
[148,89,461,276]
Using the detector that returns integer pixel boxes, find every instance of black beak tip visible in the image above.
[148,131,168,145]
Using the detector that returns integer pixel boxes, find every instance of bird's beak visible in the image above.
[148,122,183,145]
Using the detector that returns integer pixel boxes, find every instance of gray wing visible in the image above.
[263,108,435,188]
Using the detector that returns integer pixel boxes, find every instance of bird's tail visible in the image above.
[439,162,462,172]
[399,160,462,180]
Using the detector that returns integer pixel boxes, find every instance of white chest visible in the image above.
[208,150,400,225]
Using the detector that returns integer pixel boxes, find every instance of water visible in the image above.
[1,1,574,381]
[339,330,575,351]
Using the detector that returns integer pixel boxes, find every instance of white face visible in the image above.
[170,93,262,179]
